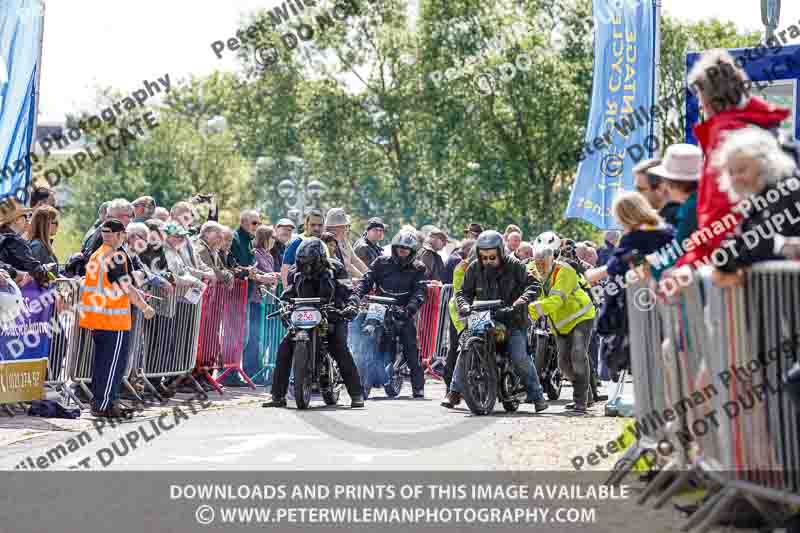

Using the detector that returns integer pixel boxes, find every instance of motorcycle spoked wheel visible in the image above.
[500,371,520,412]
[546,367,563,401]
[321,356,341,406]
[292,342,313,410]
[383,341,405,397]
[383,361,404,397]
[461,338,497,416]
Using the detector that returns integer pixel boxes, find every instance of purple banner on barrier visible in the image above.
[0,283,55,361]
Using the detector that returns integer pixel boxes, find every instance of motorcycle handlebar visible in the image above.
[471,299,504,311]
[366,295,398,305]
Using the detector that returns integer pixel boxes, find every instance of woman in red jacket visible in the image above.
[673,49,790,275]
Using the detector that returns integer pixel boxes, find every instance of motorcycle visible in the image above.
[270,297,343,409]
[459,300,526,415]
[356,295,407,400]
[528,317,563,401]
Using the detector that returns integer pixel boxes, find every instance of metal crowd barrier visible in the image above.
[212,279,254,389]
[44,279,83,406]
[415,284,443,378]
[191,279,252,393]
[606,276,674,488]
[251,283,286,386]
[749,263,800,492]
[611,264,800,532]
[139,282,205,397]
[420,284,453,379]
[194,282,227,394]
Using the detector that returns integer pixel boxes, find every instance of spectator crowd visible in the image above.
[1,49,800,418]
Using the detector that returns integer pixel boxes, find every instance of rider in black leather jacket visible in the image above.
[353,230,428,398]
[263,238,364,408]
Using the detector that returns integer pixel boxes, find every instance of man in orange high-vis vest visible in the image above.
[79,218,155,419]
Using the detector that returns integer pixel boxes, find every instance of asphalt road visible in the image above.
[1,380,616,471]
[2,380,754,533]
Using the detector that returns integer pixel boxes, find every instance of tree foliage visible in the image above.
[60,1,764,242]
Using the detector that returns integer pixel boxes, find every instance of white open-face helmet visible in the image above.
[532,231,561,260]
[0,280,25,323]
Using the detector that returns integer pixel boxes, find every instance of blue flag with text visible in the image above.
[0,0,44,204]
[564,0,657,229]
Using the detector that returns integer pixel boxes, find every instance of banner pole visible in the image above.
[652,0,661,157]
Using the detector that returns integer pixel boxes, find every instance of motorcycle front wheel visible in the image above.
[321,356,341,406]
[292,342,313,410]
[384,362,403,397]
[461,338,497,415]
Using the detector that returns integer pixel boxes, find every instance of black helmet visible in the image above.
[296,238,327,276]
[391,230,418,266]
[475,230,505,261]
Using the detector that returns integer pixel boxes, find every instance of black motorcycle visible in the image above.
[529,317,563,401]
[271,297,343,409]
[356,295,407,399]
[459,300,526,415]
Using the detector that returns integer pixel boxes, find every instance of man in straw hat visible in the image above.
[324,207,368,279]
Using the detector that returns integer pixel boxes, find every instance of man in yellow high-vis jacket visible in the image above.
[79,219,156,419]
[527,232,596,415]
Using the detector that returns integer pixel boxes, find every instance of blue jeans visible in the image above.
[452,328,543,401]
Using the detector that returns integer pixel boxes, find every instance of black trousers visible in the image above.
[444,321,459,390]
[271,321,362,399]
[90,329,131,411]
[397,318,425,392]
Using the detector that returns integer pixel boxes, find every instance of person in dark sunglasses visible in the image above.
[449,230,548,412]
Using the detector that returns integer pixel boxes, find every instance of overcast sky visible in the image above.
[37,0,800,122]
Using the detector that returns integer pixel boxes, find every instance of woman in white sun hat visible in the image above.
[647,143,703,274]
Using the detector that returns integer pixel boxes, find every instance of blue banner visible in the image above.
[0,0,44,205]
[564,0,658,229]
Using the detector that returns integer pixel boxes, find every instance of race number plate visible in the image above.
[366,303,387,322]
[468,310,491,331]
[291,308,322,327]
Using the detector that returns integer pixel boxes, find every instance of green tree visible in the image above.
[65,82,250,230]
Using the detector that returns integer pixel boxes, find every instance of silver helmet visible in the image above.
[475,230,505,261]
[391,230,418,266]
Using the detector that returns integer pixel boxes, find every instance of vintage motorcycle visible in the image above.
[355,295,407,400]
[270,297,343,410]
[529,316,563,401]
[459,300,527,415]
